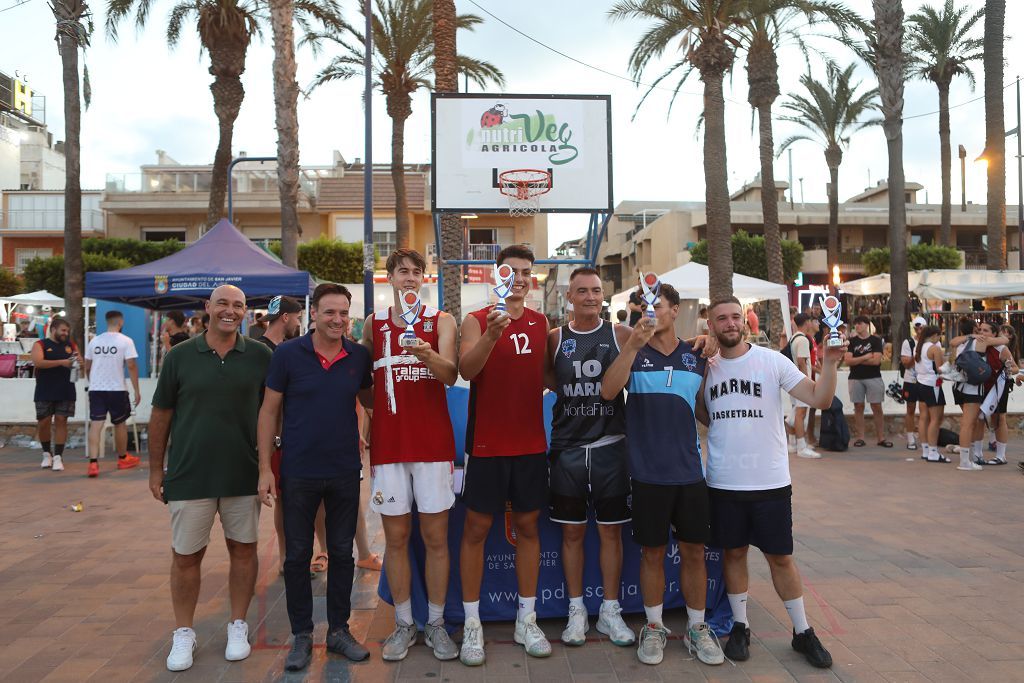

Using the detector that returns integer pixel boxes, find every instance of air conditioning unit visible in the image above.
[426,242,438,270]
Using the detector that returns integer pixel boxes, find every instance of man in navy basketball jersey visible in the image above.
[601,284,723,667]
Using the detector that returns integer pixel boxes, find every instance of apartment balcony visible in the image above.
[0,209,105,233]
[104,169,322,195]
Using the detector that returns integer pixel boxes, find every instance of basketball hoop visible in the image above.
[498,169,552,217]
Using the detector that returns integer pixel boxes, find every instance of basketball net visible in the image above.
[499,169,551,217]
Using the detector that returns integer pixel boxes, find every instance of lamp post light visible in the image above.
[959,144,967,212]
[976,76,1023,269]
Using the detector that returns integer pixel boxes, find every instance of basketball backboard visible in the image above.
[431,93,613,214]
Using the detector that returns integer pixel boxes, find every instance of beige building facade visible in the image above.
[596,176,1022,294]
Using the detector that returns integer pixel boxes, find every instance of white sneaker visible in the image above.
[956,462,984,471]
[225,619,251,661]
[637,623,669,665]
[382,622,417,661]
[459,616,486,666]
[787,437,797,452]
[51,455,64,471]
[797,447,822,459]
[514,612,551,657]
[40,453,52,468]
[561,604,589,646]
[685,622,725,665]
[596,602,635,646]
[167,627,197,672]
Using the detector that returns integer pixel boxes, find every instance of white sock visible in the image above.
[463,600,480,622]
[907,432,917,445]
[569,595,584,612]
[427,602,445,625]
[395,599,413,626]
[517,596,536,621]
[784,597,810,634]
[920,442,930,453]
[959,447,972,468]
[972,440,983,459]
[996,442,1007,461]
[727,593,748,626]
[796,438,807,451]
[602,598,619,612]
[686,606,705,629]
[644,603,663,626]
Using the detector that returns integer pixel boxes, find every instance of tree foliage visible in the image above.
[271,238,363,282]
[82,237,185,265]
[689,230,804,283]
[0,269,24,297]
[22,253,131,295]
[860,243,962,275]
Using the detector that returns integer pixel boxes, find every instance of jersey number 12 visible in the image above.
[509,332,531,355]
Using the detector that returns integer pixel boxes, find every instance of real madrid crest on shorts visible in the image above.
[154,275,169,294]
[681,352,697,371]
[373,490,384,506]
[561,338,577,358]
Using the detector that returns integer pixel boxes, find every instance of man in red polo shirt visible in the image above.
[360,248,459,663]
[457,245,550,665]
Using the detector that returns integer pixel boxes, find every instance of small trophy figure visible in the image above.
[639,271,661,320]
[398,290,422,347]
[493,263,515,315]
[820,295,845,347]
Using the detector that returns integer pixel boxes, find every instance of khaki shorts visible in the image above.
[168,496,260,555]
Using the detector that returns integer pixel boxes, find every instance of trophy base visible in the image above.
[399,335,419,348]
[826,337,844,348]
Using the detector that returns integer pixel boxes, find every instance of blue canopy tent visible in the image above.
[85,219,315,309]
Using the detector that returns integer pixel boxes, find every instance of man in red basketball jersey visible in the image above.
[456,245,550,665]
[360,248,459,662]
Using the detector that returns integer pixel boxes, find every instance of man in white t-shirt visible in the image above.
[785,314,820,459]
[698,297,844,670]
[84,309,142,478]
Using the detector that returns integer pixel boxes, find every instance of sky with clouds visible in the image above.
[1,0,1020,251]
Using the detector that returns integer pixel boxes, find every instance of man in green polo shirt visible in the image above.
[148,284,272,673]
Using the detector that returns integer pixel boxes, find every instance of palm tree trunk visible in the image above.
[826,155,840,274]
[984,0,1006,269]
[433,0,462,319]
[873,0,908,369]
[270,0,301,267]
[757,102,785,344]
[938,81,952,246]
[389,108,411,249]
[58,26,84,346]
[703,71,733,301]
[206,45,247,228]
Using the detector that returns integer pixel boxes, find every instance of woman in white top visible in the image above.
[913,325,947,462]
[980,322,1018,465]
[899,317,927,450]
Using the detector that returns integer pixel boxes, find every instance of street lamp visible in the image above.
[975,76,1023,269]
[832,265,841,288]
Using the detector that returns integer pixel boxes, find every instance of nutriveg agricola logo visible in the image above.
[468,102,579,165]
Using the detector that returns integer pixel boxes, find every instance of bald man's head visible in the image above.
[205,285,247,336]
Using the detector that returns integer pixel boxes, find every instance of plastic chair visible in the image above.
[97,413,141,460]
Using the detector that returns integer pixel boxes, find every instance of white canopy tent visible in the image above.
[840,270,1024,300]
[0,290,94,324]
[611,262,792,338]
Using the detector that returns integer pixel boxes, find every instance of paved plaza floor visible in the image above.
[0,441,1022,682]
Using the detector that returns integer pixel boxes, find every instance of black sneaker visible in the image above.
[327,626,370,661]
[285,633,313,671]
[723,622,750,661]
[791,627,832,668]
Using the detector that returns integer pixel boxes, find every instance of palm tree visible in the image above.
[610,0,751,301]
[268,0,342,267]
[107,0,261,228]
[871,0,908,369]
[737,0,863,343]
[51,0,92,346]
[307,0,504,251]
[777,63,878,276]
[907,0,983,247]
[983,0,1006,269]
[433,0,462,319]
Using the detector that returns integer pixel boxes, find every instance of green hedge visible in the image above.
[861,243,962,276]
[82,237,185,265]
[22,253,132,296]
[689,230,804,283]
[271,238,364,282]
[0,268,23,296]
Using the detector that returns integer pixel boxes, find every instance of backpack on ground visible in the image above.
[781,332,806,363]
[818,397,850,452]
[937,427,958,447]
[955,338,992,386]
